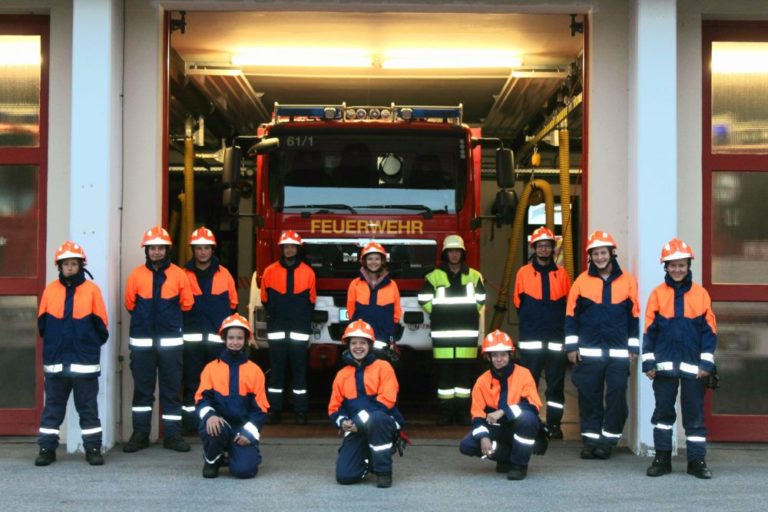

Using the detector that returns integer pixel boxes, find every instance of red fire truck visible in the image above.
[224,102,511,362]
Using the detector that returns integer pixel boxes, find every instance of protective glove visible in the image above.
[533,423,549,456]
[706,365,720,390]
[391,430,412,457]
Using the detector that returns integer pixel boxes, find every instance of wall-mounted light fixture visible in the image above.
[712,42,768,74]
[0,36,41,66]
[231,47,523,70]
[232,47,373,68]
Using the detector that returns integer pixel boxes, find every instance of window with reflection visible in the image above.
[711,301,768,415]
[0,165,39,277]
[0,35,41,147]
[0,296,37,408]
[710,171,768,284]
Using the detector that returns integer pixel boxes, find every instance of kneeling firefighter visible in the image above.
[328,320,408,489]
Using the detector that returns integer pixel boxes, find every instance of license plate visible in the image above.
[339,308,349,322]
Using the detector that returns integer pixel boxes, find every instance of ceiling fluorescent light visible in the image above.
[232,47,372,68]
[0,36,41,66]
[382,49,522,69]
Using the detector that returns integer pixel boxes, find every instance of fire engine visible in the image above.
[222,102,512,362]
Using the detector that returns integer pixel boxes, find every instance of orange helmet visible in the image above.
[360,241,387,261]
[189,227,217,246]
[530,227,556,247]
[54,241,86,265]
[141,226,172,247]
[342,319,376,343]
[660,238,694,263]
[481,329,515,354]
[278,230,303,246]
[586,230,617,252]
[218,313,253,339]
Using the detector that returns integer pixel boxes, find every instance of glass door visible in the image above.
[0,17,48,435]
[703,22,768,442]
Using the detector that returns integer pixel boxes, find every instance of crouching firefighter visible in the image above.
[459,330,547,481]
[328,320,407,489]
[643,239,717,480]
[196,314,269,479]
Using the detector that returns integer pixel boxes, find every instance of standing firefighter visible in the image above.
[35,242,109,466]
[643,239,717,479]
[123,226,194,453]
[419,234,486,425]
[328,320,405,489]
[347,241,402,358]
[566,231,640,460]
[196,314,269,479]
[260,230,316,425]
[513,227,571,438]
[459,330,544,480]
[182,227,238,432]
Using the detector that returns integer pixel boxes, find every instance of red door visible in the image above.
[702,21,768,442]
[0,16,49,435]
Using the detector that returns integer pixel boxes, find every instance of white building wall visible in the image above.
[65,0,124,452]
[120,1,166,441]
[8,0,768,449]
[627,0,678,456]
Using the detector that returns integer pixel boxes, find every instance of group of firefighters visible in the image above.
[33,224,717,486]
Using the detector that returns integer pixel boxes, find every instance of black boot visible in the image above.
[646,450,671,477]
[580,445,596,459]
[687,459,712,479]
[34,448,56,466]
[203,459,221,478]
[295,412,308,425]
[122,431,149,453]
[436,399,453,426]
[593,444,612,460]
[163,434,191,452]
[455,398,472,426]
[377,473,392,488]
[495,461,512,473]
[548,424,564,440]
[85,447,104,466]
[507,464,528,480]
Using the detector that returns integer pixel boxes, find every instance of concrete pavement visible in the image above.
[1,436,766,512]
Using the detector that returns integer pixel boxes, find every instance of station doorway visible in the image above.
[164,9,586,428]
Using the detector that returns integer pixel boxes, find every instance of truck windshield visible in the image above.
[267,129,468,214]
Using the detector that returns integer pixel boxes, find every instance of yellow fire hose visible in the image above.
[490,179,555,330]
[559,126,575,282]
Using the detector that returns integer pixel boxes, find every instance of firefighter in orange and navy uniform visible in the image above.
[196,314,269,479]
[565,231,640,460]
[513,227,571,438]
[182,227,238,431]
[260,230,316,424]
[643,239,716,480]
[329,320,405,489]
[347,241,402,356]
[35,242,109,467]
[123,226,194,453]
[459,330,543,480]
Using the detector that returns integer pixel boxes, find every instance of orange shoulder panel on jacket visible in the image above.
[260,262,287,302]
[211,266,239,309]
[71,281,109,326]
[513,264,542,307]
[366,359,398,409]
[240,361,270,412]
